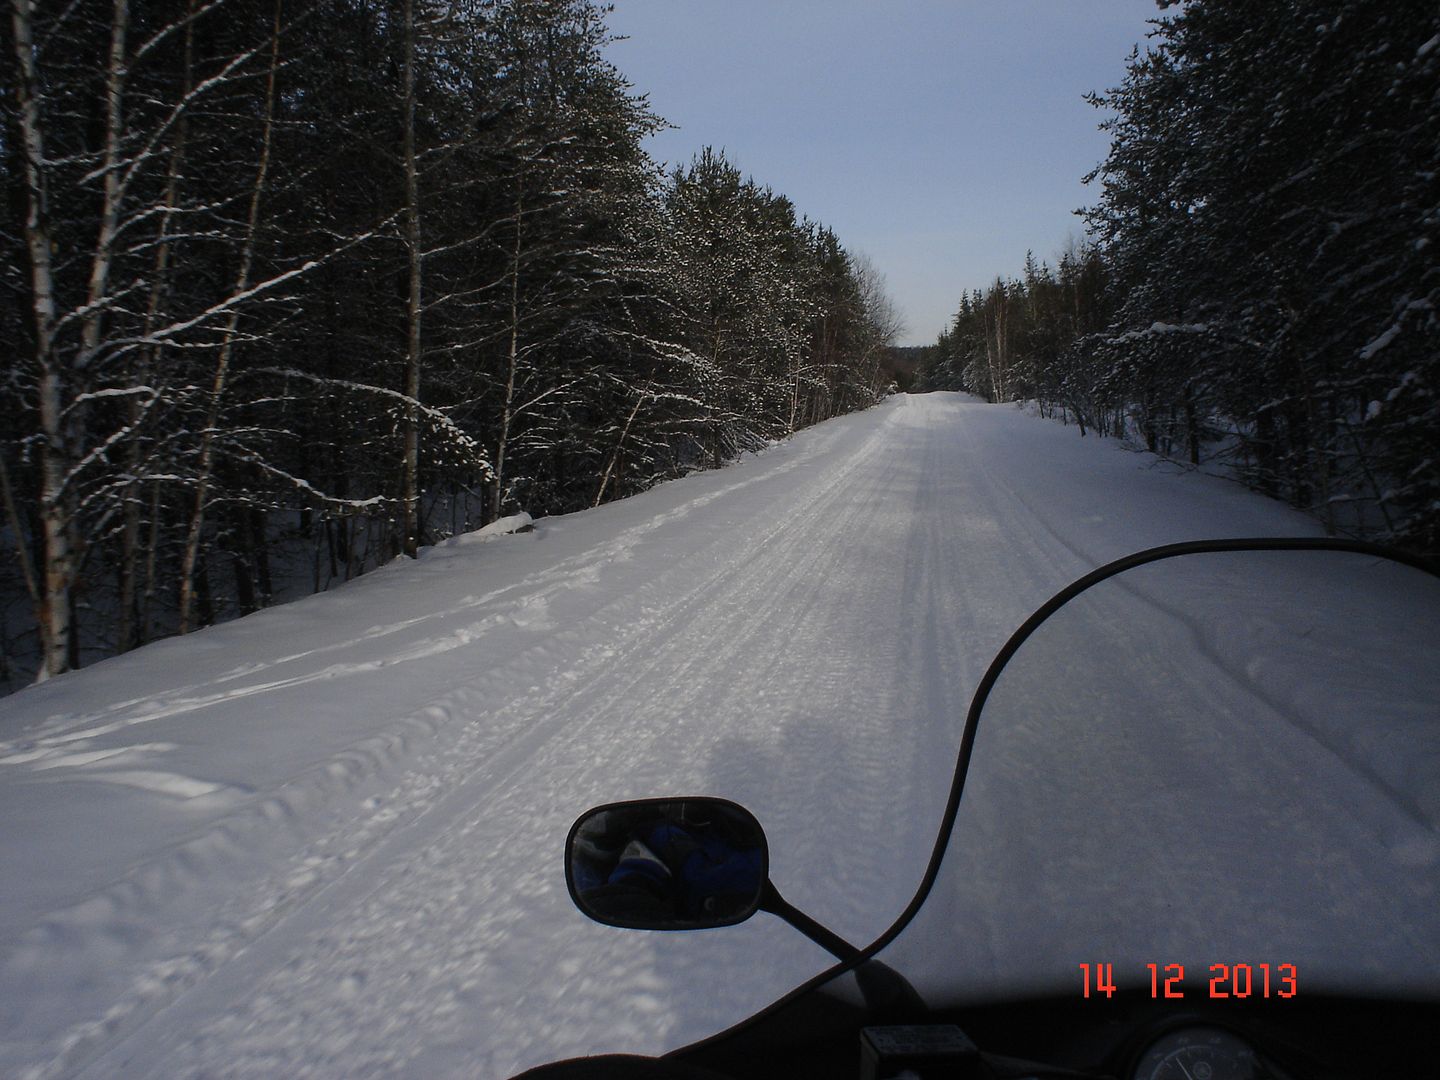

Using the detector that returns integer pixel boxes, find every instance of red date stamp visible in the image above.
[1079,962,1297,999]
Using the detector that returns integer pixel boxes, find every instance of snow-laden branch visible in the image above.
[238,367,495,479]
[111,224,391,350]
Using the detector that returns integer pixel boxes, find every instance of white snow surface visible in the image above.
[1,393,1435,1078]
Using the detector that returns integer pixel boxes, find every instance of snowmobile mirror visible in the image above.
[565,797,769,931]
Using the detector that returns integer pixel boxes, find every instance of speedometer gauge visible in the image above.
[1131,1026,1261,1080]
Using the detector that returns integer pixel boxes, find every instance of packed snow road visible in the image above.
[0,393,1390,1077]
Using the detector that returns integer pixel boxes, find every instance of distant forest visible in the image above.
[916,0,1438,556]
[2,0,904,685]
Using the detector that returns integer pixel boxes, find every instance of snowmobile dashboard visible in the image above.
[515,986,1440,1079]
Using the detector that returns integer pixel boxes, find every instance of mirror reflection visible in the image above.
[567,798,768,930]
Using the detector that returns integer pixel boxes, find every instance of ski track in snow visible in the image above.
[0,394,1433,1079]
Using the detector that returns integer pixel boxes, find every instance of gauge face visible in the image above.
[1131,1026,1260,1080]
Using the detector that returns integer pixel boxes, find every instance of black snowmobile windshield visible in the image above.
[864,546,1440,1008]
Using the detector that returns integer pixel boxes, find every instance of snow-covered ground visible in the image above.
[1,393,1435,1078]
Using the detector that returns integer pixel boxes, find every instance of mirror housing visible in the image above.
[566,797,769,931]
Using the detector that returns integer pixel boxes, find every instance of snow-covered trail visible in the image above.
[0,394,1357,1077]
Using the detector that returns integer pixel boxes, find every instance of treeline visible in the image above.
[2,0,901,687]
[917,246,1116,434]
[919,0,1439,552]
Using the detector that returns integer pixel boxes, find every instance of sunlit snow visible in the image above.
[1,394,1434,1079]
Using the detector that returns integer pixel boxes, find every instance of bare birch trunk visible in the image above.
[788,348,800,433]
[12,0,72,678]
[594,382,651,507]
[78,0,130,371]
[120,0,196,650]
[178,0,281,631]
[985,287,1009,402]
[710,325,725,468]
[400,0,422,557]
[140,483,162,640]
[490,191,524,523]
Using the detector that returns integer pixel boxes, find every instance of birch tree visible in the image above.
[0,0,890,692]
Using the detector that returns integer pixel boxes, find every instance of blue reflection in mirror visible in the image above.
[567,798,768,930]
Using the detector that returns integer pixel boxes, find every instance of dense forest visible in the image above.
[2,0,903,687]
[917,0,1439,554]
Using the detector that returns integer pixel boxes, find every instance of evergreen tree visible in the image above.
[1084,0,1440,544]
[0,1,898,689]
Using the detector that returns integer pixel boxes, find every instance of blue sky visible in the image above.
[602,1,1162,345]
